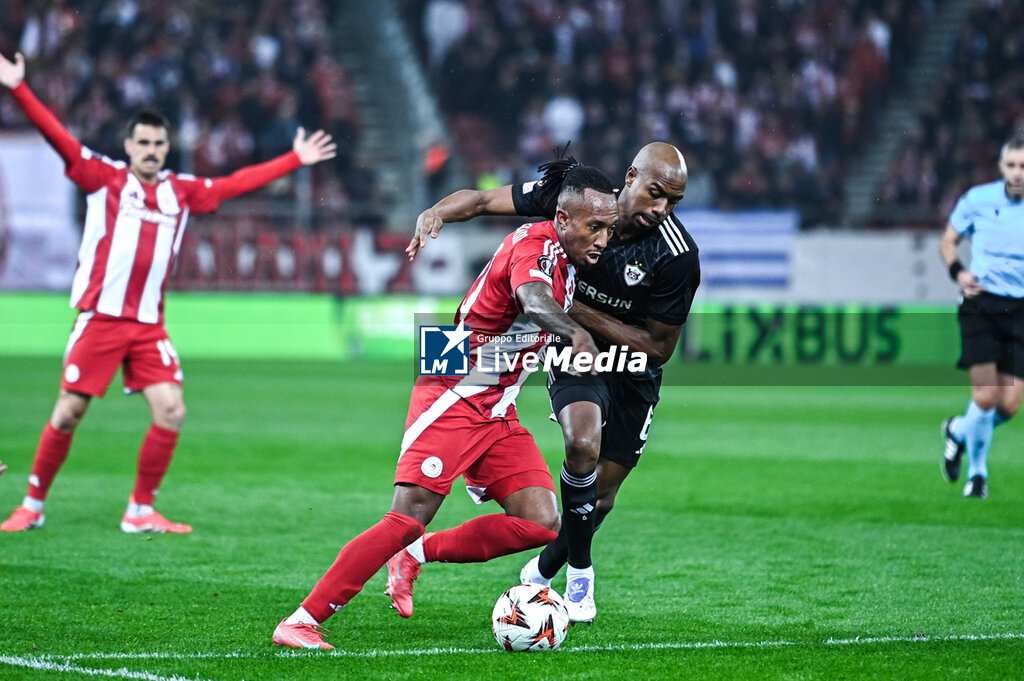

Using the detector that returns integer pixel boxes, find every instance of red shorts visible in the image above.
[61,312,183,397]
[395,385,555,504]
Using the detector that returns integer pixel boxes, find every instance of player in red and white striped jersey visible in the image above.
[272,165,616,650]
[421,220,579,422]
[0,51,337,534]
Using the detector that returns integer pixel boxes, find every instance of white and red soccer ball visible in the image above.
[491,583,570,652]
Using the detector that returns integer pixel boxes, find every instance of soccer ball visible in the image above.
[491,583,570,652]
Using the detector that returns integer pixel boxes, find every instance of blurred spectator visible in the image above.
[423,0,469,70]
[422,138,451,203]
[0,0,376,230]
[878,0,1024,226]
[404,0,927,227]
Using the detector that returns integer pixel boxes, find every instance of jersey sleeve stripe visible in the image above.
[663,215,689,250]
[659,217,689,255]
[528,269,554,285]
[658,224,684,255]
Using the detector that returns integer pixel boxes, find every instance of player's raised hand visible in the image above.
[292,127,337,166]
[0,52,26,90]
[406,209,445,261]
[0,459,7,475]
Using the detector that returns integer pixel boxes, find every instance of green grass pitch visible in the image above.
[1,356,1022,680]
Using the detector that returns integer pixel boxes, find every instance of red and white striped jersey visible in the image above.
[430,220,576,420]
[11,81,302,324]
[66,152,221,323]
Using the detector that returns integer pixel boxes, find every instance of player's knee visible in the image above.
[52,400,87,432]
[519,503,561,535]
[156,402,186,430]
[563,435,600,471]
[533,509,560,537]
[51,411,82,433]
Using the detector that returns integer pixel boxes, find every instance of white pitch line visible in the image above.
[14,631,1024,663]
[0,654,217,681]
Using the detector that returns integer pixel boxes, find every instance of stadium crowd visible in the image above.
[2,1,1017,246]
[878,0,1024,224]
[0,0,381,230]
[403,0,930,227]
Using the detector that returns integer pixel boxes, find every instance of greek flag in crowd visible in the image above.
[680,210,797,292]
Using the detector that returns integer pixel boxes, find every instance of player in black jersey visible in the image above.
[403,142,697,623]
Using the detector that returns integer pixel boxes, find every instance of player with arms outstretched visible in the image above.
[0,51,337,533]
[398,143,697,623]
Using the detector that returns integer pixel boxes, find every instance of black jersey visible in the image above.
[512,179,700,375]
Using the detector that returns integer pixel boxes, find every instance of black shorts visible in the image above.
[547,367,661,469]
[957,292,1024,377]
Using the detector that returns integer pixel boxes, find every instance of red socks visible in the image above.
[132,424,179,506]
[26,424,73,501]
[26,423,178,506]
[423,514,558,563]
[298,512,555,622]
[302,511,424,623]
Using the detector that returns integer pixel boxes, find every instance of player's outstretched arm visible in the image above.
[207,128,335,205]
[939,223,983,297]
[1,52,84,166]
[0,52,25,90]
[407,186,517,261]
[0,459,7,475]
[569,301,681,367]
[292,127,337,166]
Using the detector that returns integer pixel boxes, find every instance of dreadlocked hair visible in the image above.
[534,142,582,208]
[557,165,616,209]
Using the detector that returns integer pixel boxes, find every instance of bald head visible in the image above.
[631,142,688,180]
[617,142,689,237]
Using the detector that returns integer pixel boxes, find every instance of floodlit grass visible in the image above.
[1,356,1022,680]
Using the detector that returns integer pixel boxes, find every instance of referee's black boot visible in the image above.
[941,417,965,482]
[963,475,988,499]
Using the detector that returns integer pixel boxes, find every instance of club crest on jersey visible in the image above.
[624,262,646,287]
[537,255,554,277]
